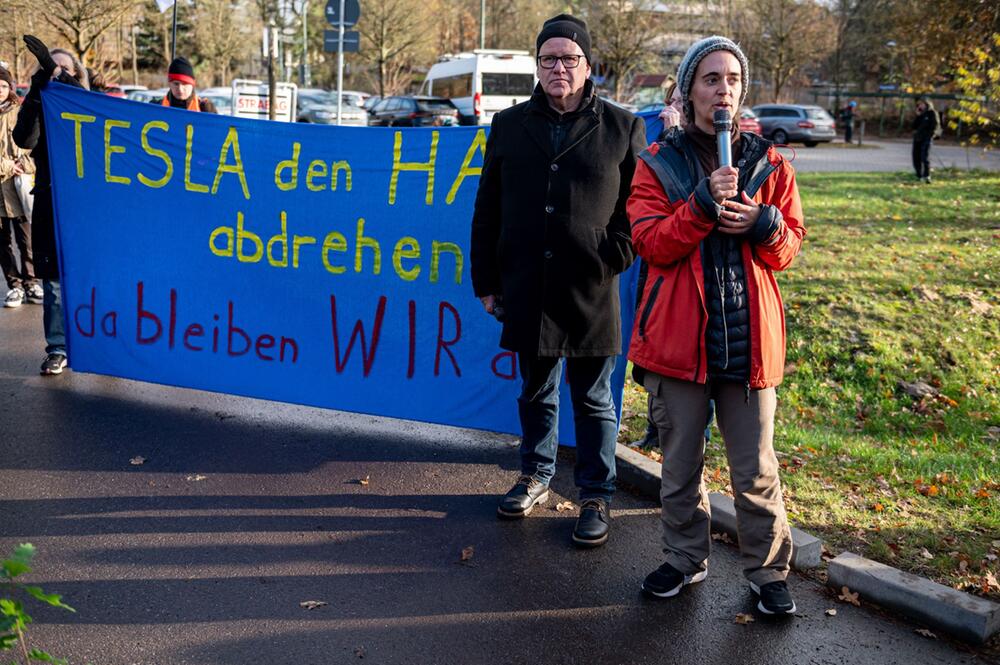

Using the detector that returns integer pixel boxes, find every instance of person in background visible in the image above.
[13,36,89,375]
[627,36,805,614]
[0,65,40,309]
[162,57,216,113]
[912,98,940,183]
[839,100,856,145]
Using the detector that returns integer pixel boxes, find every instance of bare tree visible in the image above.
[752,0,835,101]
[194,0,254,86]
[356,0,431,97]
[587,0,662,101]
[43,0,139,65]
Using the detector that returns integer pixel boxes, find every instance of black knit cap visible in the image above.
[536,14,592,63]
[168,57,196,84]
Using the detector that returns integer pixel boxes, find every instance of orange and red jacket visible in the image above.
[626,138,805,389]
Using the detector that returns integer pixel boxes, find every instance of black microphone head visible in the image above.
[713,108,732,133]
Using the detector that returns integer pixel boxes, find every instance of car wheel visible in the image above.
[772,129,788,145]
[804,141,818,147]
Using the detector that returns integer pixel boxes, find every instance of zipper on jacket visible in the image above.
[638,276,664,340]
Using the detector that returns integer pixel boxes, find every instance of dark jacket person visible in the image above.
[912,98,939,182]
[470,14,645,548]
[13,36,89,376]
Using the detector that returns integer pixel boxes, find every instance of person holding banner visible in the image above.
[627,37,805,614]
[471,14,645,548]
[0,66,41,309]
[13,36,89,375]
[162,57,217,114]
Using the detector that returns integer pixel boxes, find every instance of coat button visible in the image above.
[545,205,554,213]
[544,250,553,259]
[550,163,559,172]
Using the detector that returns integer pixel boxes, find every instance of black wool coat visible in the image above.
[470,85,646,357]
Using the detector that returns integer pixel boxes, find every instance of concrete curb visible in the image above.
[828,552,1000,644]
[615,443,821,569]
[615,442,1000,643]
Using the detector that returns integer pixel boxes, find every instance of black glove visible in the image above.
[26,67,50,97]
[23,35,58,77]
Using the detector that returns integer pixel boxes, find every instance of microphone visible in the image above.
[713,109,732,168]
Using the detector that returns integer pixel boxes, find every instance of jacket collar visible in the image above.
[522,80,602,159]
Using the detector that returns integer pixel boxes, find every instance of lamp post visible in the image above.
[879,40,896,136]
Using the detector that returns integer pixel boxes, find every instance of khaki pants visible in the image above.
[644,372,792,586]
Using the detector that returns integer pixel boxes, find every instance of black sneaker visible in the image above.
[750,580,796,615]
[572,498,610,548]
[497,475,549,519]
[641,561,707,598]
[40,353,68,376]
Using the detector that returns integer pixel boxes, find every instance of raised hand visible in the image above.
[23,35,58,76]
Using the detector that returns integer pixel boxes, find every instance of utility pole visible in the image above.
[131,27,139,86]
[268,24,277,121]
[479,0,485,50]
[301,0,310,85]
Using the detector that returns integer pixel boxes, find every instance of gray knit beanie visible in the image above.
[676,36,749,120]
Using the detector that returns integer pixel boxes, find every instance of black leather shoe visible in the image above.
[497,475,549,519]
[572,498,610,548]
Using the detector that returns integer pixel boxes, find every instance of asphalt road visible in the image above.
[774,138,1000,173]
[0,306,986,664]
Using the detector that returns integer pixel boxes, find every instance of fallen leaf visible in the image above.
[734,613,755,624]
[899,380,938,399]
[963,293,991,315]
[919,548,934,560]
[975,487,991,499]
[129,456,145,465]
[873,503,884,513]
[927,484,939,497]
[185,474,207,481]
[837,586,861,606]
[299,600,328,610]
[914,285,939,301]
[825,608,837,617]
[711,531,734,544]
[460,546,474,562]
[356,475,370,486]
[555,501,576,512]
[915,628,937,639]
[354,646,366,658]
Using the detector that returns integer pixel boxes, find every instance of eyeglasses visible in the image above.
[537,54,584,69]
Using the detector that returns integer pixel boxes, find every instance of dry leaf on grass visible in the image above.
[914,628,937,639]
[555,501,576,512]
[825,608,837,617]
[837,586,861,606]
[919,548,934,560]
[734,613,755,625]
[460,546,474,562]
[299,600,328,610]
[129,456,145,465]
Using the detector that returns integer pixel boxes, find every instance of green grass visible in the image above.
[619,168,1000,599]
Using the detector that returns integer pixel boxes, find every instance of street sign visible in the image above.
[230,79,297,122]
[879,84,897,91]
[324,30,360,53]
[325,0,360,27]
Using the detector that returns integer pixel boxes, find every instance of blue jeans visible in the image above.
[516,354,618,504]
[43,279,66,356]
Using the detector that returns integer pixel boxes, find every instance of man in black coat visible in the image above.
[912,98,939,183]
[470,14,645,548]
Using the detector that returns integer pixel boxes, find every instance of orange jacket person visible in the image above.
[162,57,217,113]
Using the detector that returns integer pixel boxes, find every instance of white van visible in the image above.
[421,50,536,125]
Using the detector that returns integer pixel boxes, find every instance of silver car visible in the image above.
[751,104,836,147]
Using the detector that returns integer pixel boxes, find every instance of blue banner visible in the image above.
[42,83,637,443]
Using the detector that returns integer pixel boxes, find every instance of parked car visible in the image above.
[421,50,535,125]
[363,95,381,111]
[751,103,836,146]
[739,107,762,135]
[118,84,147,96]
[296,89,368,126]
[368,96,459,127]
[128,88,168,104]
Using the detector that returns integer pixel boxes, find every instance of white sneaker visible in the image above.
[25,283,44,304]
[4,287,24,308]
